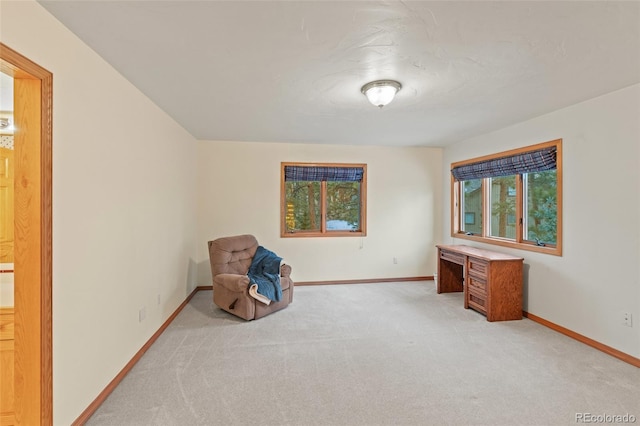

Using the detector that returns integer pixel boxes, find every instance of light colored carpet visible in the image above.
[87,282,640,426]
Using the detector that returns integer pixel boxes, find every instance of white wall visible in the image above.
[442,84,640,358]
[197,140,442,284]
[1,1,199,423]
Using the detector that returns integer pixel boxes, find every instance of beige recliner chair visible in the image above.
[207,234,294,320]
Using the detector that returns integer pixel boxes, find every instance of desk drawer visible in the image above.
[468,275,487,293]
[440,250,464,265]
[468,257,488,277]
[468,289,487,314]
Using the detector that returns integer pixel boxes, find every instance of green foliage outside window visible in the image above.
[525,170,557,244]
[326,182,360,230]
[462,179,482,235]
[285,181,320,231]
[285,181,361,232]
[490,176,516,239]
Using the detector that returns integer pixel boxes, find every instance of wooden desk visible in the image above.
[436,245,523,321]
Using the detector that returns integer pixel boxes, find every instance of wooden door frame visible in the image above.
[0,43,53,425]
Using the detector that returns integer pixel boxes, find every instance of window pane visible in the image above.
[326,181,360,231]
[461,179,482,235]
[284,181,320,232]
[489,175,516,239]
[524,170,557,245]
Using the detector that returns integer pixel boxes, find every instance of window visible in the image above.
[461,179,482,235]
[489,175,517,239]
[451,139,562,255]
[281,162,367,237]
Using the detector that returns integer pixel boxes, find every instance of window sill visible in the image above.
[281,231,366,238]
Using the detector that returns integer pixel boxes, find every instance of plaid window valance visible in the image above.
[284,166,364,182]
[451,147,557,181]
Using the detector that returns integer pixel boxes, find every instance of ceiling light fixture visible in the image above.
[361,79,402,108]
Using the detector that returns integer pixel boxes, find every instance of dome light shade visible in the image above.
[361,80,402,108]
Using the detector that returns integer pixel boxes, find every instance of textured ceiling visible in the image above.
[38,1,640,147]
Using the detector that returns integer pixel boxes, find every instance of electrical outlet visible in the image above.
[393,257,398,264]
[623,312,632,327]
[139,307,146,322]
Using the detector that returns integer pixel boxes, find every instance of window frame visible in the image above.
[451,139,562,256]
[281,162,367,238]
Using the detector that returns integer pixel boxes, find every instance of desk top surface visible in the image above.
[437,244,524,262]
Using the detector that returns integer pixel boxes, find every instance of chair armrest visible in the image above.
[214,274,250,293]
[280,262,292,278]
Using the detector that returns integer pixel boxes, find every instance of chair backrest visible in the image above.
[208,234,259,276]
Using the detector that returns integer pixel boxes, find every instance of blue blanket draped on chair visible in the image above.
[248,246,283,302]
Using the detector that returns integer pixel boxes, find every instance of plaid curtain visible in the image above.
[451,147,557,181]
[284,166,364,182]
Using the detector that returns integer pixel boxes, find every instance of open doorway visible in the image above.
[0,70,16,425]
[0,43,52,426]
